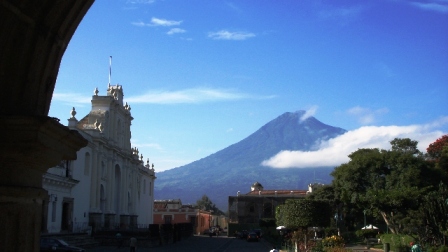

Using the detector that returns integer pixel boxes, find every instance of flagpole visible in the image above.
[108,56,112,87]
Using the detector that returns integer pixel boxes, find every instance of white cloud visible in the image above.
[167,28,186,35]
[261,117,448,169]
[126,0,156,4]
[132,142,163,151]
[347,106,388,125]
[208,30,255,40]
[300,106,319,122]
[132,17,182,27]
[410,2,448,13]
[151,17,182,26]
[131,21,146,27]
[226,128,234,133]
[318,5,366,22]
[125,88,276,104]
[52,92,91,105]
[226,2,242,12]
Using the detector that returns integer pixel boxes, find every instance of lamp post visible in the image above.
[363,209,367,228]
[334,213,339,235]
[209,210,213,229]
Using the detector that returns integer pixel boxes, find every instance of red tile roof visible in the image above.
[245,190,307,196]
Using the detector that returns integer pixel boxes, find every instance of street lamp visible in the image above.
[334,213,340,236]
[209,210,213,228]
[363,209,367,228]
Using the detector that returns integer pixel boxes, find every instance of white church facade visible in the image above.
[42,84,156,233]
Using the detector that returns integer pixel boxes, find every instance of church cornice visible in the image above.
[43,173,79,189]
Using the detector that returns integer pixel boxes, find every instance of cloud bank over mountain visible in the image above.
[262,117,448,169]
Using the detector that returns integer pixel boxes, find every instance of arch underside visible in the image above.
[0,0,94,116]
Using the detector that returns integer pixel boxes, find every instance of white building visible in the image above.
[42,84,156,233]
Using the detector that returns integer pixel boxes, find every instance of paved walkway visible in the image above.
[86,234,273,252]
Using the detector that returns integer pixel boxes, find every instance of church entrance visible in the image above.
[61,198,74,232]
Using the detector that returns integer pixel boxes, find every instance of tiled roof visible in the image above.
[245,189,307,196]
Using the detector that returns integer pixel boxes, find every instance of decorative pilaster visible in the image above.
[88,212,102,234]
[104,213,115,229]
[120,214,130,229]
[130,215,138,229]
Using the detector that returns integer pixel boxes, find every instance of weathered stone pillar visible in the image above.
[104,213,115,229]
[130,215,138,229]
[88,212,102,234]
[0,116,87,251]
[120,214,130,229]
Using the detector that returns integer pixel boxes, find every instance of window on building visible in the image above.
[84,152,90,176]
[263,202,273,217]
[164,215,172,224]
[128,192,131,213]
[51,201,57,222]
[100,185,106,212]
[143,179,146,194]
[101,161,106,177]
[249,204,255,213]
[149,182,152,196]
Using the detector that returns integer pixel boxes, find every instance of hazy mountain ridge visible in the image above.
[154,111,347,210]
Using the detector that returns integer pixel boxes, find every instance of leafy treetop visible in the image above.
[427,135,448,160]
[194,194,225,215]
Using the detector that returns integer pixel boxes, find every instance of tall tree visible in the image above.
[332,138,444,234]
[195,194,224,215]
[427,135,448,171]
[427,135,448,160]
[276,199,332,248]
[390,138,420,155]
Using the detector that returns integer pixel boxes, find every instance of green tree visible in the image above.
[276,199,331,229]
[276,199,332,247]
[390,138,420,155]
[194,194,224,215]
[332,138,445,234]
[306,184,336,202]
[407,183,448,245]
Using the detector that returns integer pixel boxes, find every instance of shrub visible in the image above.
[429,245,448,252]
[340,231,357,244]
[355,229,377,239]
[322,235,345,248]
[380,234,413,252]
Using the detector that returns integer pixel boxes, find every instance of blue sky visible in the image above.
[50,0,448,172]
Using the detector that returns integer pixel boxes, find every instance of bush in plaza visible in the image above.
[321,235,345,248]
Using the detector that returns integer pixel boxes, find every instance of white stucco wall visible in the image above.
[70,142,93,232]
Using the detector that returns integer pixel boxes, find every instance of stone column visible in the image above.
[130,215,138,229]
[104,213,115,229]
[88,212,102,234]
[108,158,114,212]
[0,116,87,252]
[120,214,130,229]
[89,149,98,211]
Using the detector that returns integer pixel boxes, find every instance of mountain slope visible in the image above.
[154,111,346,210]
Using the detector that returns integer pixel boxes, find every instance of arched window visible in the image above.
[114,165,121,214]
[143,179,146,194]
[84,152,90,176]
[246,202,255,213]
[127,191,132,213]
[101,161,106,177]
[263,202,273,217]
[100,184,106,212]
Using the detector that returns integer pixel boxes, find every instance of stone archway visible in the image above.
[0,1,94,251]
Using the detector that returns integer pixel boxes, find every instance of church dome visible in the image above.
[251,181,263,191]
